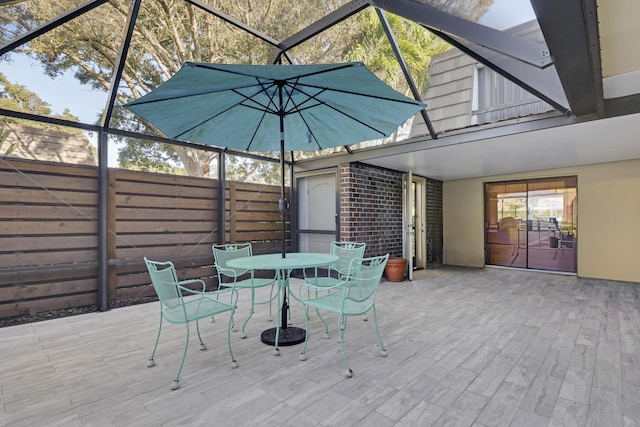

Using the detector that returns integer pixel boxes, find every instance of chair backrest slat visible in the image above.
[331,241,366,275]
[344,254,389,303]
[213,243,253,278]
[144,258,183,310]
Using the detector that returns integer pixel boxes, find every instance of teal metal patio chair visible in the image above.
[144,258,238,390]
[212,243,277,338]
[298,254,389,378]
[302,241,367,333]
[303,241,366,290]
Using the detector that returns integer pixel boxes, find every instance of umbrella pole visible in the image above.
[278,114,291,336]
[278,117,287,259]
[279,147,287,258]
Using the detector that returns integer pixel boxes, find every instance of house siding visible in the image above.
[412,20,555,138]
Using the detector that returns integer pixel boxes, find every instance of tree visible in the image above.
[343,9,451,97]
[117,139,186,175]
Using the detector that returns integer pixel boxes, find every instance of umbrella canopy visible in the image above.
[124,62,426,257]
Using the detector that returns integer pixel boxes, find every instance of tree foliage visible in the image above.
[344,9,450,97]
[0,72,80,126]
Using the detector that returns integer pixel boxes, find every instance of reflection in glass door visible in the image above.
[485,177,577,273]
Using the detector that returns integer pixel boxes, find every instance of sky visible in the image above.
[0,0,536,167]
[479,0,536,30]
[1,52,105,124]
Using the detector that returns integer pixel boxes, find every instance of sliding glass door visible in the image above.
[485,177,577,273]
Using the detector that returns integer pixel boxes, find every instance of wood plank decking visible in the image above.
[1,266,639,426]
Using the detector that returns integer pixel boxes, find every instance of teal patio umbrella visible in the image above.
[124,62,425,257]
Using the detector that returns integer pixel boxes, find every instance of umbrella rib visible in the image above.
[242,78,280,150]
[300,83,424,106]
[173,82,279,140]
[284,82,392,137]
[126,82,266,106]
[192,61,355,81]
[318,101,389,137]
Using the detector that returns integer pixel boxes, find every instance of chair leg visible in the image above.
[315,307,330,339]
[196,319,207,351]
[337,315,353,378]
[172,322,191,390]
[372,306,387,357]
[268,283,275,320]
[227,289,237,331]
[228,309,239,369]
[147,313,163,368]
[299,305,310,361]
[240,288,256,339]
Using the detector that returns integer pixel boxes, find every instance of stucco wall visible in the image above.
[443,159,640,283]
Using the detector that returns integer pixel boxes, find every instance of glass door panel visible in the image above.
[485,185,527,268]
[485,177,577,273]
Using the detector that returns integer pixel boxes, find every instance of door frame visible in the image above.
[295,168,338,253]
[403,172,428,280]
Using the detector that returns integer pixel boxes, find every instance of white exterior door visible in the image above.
[297,170,337,253]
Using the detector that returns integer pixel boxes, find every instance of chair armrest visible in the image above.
[303,266,337,283]
[298,279,347,300]
[178,283,239,305]
[177,279,207,293]
[206,287,239,306]
[215,264,243,279]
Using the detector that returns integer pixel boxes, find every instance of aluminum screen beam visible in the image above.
[427,27,570,114]
[376,8,437,140]
[530,0,603,117]
[0,0,110,56]
[371,0,552,68]
[269,0,370,63]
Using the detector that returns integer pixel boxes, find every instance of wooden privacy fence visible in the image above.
[0,157,289,319]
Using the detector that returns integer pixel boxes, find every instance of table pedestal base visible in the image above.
[260,326,306,346]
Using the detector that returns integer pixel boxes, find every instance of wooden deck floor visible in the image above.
[1,266,639,426]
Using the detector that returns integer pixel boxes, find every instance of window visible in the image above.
[472,65,554,125]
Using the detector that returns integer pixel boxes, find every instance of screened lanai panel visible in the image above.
[109,0,282,139]
[413,0,537,30]
[0,119,97,165]
[244,0,352,39]
[286,8,447,157]
[0,1,116,127]
[224,153,285,185]
[0,0,87,45]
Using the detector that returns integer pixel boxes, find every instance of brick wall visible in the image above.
[426,178,443,267]
[339,162,443,266]
[339,162,403,258]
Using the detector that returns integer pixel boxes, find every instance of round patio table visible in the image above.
[227,252,339,353]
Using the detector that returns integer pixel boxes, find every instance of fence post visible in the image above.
[107,169,118,304]
[97,130,109,311]
[229,181,237,243]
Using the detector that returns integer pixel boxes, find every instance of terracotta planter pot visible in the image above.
[385,257,407,282]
